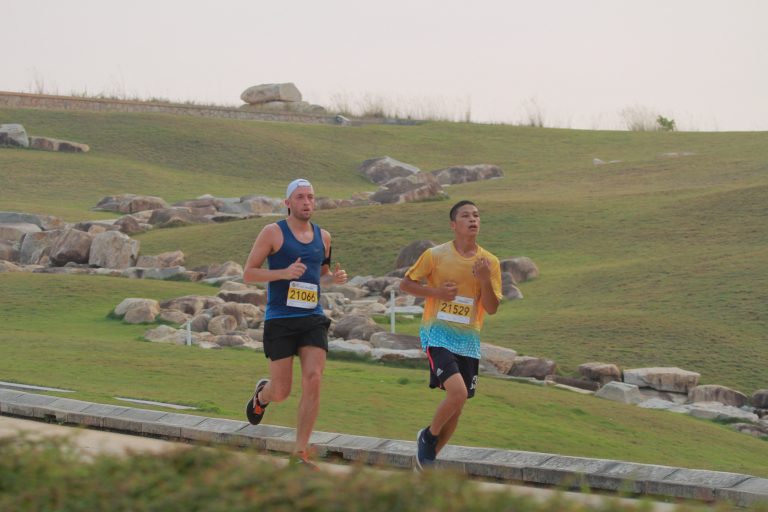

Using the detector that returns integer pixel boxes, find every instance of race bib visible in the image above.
[287,281,318,309]
[437,295,474,325]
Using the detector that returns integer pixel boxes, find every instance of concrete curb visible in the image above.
[2,389,767,507]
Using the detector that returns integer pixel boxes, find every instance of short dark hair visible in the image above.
[449,200,477,221]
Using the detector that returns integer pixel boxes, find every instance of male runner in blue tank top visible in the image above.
[243,178,347,468]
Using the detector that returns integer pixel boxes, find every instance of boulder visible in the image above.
[369,173,446,204]
[0,212,64,230]
[19,230,63,265]
[501,273,524,300]
[623,367,700,394]
[49,229,93,266]
[123,300,161,324]
[143,325,187,345]
[114,298,156,317]
[28,136,89,153]
[208,315,238,335]
[480,343,518,375]
[363,276,401,295]
[0,124,29,147]
[370,348,426,362]
[114,215,149,235]
[507,356,556,380]
[216,288,267,306]
[136,250,186,268]
[159,309,191,325]
[578,362,622,386]
[189,314,211,332]
[214,334,248,347]
[88,231,139,269]
[332,314,379,340]
[595,382,644,404]
[94,194,169,214]
[686,402,758,422]
[329,339,373,356]
[205,261,244,279]
[499,257,539,283]
[430,164,503,185]
[0,222,41,243]
[148,207,207,228]
[238,195,283,214]
[160,295,224,315]
[688,385,748,407]
[358,156,420,185]
[751,390,768,409]
[241,83,302,104]
[322,283,368,300]
[0,240,19,262]
[394,240,435,270]
[368,332,421,350]
[0,261,22,272]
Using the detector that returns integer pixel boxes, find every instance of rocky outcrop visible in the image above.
[241,83,302,104]
[370,173,446,204]
[579,362,622,386]
[88,231,140,269]
[0,124,29,147]
[688,385,748,408]
[500,257,539,283]
[394,240,434,270]
[430,164,503,185]
[358,156,420,185]
[623,367,700,394]
[94,194,169,214]
[28,136,89,153]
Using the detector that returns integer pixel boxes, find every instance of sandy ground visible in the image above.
[0,415,685,511]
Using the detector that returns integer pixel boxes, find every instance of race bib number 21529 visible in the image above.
[436,296,474,325]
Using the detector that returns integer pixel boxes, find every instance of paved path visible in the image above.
[2,389,766,508]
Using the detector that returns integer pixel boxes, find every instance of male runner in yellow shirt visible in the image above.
[400,200,503,470]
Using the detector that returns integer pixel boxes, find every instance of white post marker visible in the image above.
[185,320,192,346]
[390,288,396,333]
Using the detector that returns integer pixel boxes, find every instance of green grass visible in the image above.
[1,107,767,476]
[1,273,767,478]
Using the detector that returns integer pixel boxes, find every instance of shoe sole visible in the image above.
[245,378,269,425]
[414,428,425,471]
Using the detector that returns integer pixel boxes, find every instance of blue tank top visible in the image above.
[265,219,325,320]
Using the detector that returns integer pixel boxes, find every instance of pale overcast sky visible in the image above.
[2,0,766,131]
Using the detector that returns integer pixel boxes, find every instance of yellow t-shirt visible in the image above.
[405,241,503,358]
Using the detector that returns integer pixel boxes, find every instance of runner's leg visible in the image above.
[429,373,467,445]
[259,356,294,404]
[295,345,326,454]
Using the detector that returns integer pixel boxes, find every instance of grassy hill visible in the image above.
[1,107,767,475]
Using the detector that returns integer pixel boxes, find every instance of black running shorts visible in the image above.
[426,346,479,399]
[262,315,331,361]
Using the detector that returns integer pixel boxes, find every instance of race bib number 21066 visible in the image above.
[287,281,318,309]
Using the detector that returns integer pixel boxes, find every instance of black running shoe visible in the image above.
[415,426,437,471]
[245,378,269,425]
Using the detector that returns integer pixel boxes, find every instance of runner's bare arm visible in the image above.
[319,229,347,285]
[243,224,305,283]
[400,276,457,301]
[473,258,500,314]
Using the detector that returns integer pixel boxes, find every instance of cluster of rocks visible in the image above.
[358,156,504,205]
[1,124,89,153]
[570,365,768,439]
[0,210,246,282]
[91,193,287,231]
[239,83,326,115]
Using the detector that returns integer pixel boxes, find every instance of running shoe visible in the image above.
[245,378,269,425]
[415,426,437,471]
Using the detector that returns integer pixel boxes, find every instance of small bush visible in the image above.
[1,435,723,511]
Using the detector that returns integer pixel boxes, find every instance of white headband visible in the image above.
[286,178,313,199]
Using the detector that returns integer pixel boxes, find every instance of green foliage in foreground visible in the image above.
[0,436,739,512]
